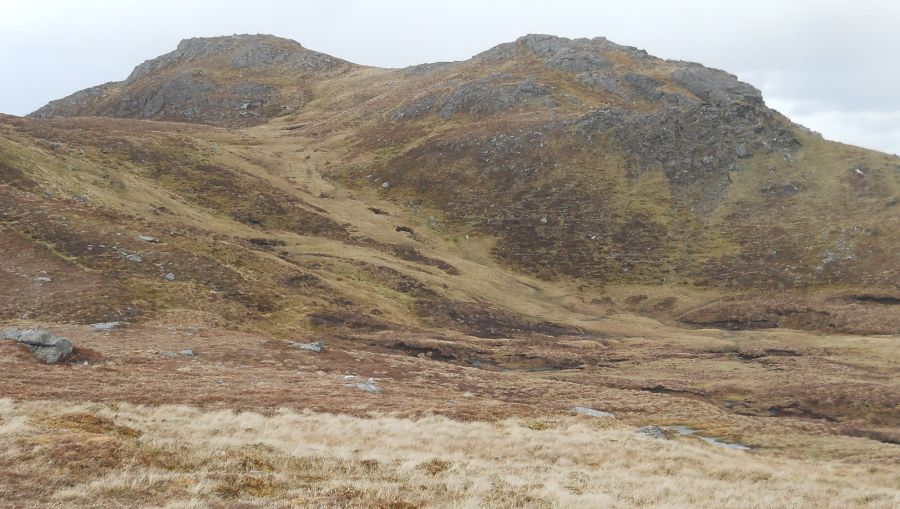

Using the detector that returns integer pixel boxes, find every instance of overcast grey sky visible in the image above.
[2,0,898,154]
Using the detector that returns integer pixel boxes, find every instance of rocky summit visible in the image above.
[1,32,899,509]
[31,34,353,126]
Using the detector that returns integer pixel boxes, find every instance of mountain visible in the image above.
[3,33,899,508]
[27,33,898,333]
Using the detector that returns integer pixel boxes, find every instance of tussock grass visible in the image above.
[1,399,897,508]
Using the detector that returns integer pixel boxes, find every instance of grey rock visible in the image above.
[290,341,324,353]
[1,328,74,364]
[662,425,750,450]
[624,73,663,100]
[576,70,621,94]
[393,94,439,120]
[126,254,143,263]
[34,276,52,282]
[164,272,176,281]
[347,378,382,394]
[571,406,615,418]
[636,425,668,439]
[231,41,293,68]
[609,103,798,213]
[139,235,160,243]
[672,63,762,106]
[162,349,195,357]
[92,321,123,331]
[2,328,42,343]
[575,108,629,134]
[113,70,276,125]
[519,34,612,73]
[436,75,555,120]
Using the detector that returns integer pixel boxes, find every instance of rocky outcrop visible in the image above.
[395,74,555,120]
[473,34,762,107]
[439,75,554,118]
[126,34,343,83]
[609,102,799,211]
[30,34,352,126]
[672,63,762,106]
[1,328,73,364]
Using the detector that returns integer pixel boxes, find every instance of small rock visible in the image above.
[661,425,750,450]
[34,276,53,283]
[290,341,324,353]
[571,406,615,418]
[348,378,382,394]
[92,321,123,331]
[139,235,160,243]
[381,181,390,189]
[126,254,143,263]
[162,349,195,357]
[636,425,668,439]
[164,272,176,281]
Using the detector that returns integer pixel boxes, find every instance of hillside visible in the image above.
[1,33,898,508]
[22,33,900,334]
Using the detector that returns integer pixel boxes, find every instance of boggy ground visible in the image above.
[1,319,897,508]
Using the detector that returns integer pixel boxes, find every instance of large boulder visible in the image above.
[1,328,74,364]
[671,63,762,106]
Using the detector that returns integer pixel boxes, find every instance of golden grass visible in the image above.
[1,399,897,508]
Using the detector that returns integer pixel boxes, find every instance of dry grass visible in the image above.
[1,399,897,509]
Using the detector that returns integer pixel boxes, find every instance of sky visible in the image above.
[1,0,898,154]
